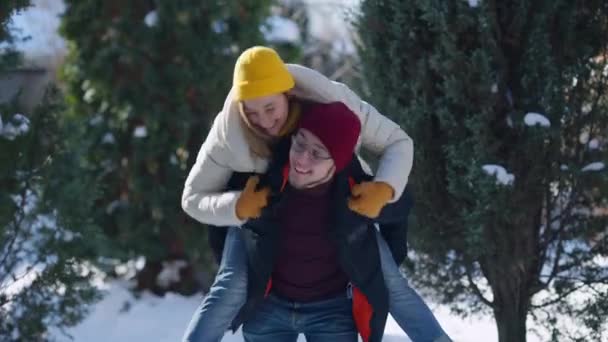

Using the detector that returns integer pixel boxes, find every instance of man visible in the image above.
[236,102,418,342]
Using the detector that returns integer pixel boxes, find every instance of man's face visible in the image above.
[288,129,335,189]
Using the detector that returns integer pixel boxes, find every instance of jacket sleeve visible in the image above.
[181,114,246,227]
[287,64,414,202]
[375,187,413,225]
[375,188,413,265]
[349,158,411,265]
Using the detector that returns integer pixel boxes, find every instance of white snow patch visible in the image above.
[0,114,31,140]
[467,0,481,7]
[0,191,72,300]
[506,115,514,128]
[135,256,146,271]
[156,260,187,289]
[133,126,148,138]
[83,88,96,103]
[579,131,590,144]
[144,11,159,27]
[582,103,592,114]
[102,132,116,144]
[45,254,59,265]
[212,20,227,34]
[105,200,121,214]
[262,15,301,44]
[588,139,600,150]
[89,115,104,126]
[491,83,498,93]
[560,164,569,171]
[61,230,74,242]
[524,112,551,127]
[48,277,555,342]
[1,264,45,297]
[4,0,67,66]
[581,162,605,172]
[300,0,358,59]
[482,164,515,186]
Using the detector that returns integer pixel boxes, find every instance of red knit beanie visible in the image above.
[298,102,361,172]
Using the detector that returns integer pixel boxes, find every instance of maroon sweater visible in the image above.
[272,181,350,302]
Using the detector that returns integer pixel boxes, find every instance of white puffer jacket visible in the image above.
[182,64,413,227]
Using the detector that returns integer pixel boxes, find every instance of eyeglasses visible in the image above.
[291,135,332,162]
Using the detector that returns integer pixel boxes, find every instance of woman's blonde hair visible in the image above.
[238,96,301,159]
[238,102,274,158]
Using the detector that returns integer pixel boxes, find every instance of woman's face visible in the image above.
[241,94,289,137]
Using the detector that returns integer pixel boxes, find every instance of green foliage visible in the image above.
[0,87,106,341]
[59,0,274,291]
[358,1,608,341]
[1,4,106,339]
[0,0,29,71]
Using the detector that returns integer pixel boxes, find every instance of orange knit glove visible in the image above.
[235,176,271,220]
[348,181,395,219]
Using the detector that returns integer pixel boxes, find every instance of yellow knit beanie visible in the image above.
[233,46,295,101]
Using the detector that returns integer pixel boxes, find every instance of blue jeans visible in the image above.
[182,227,248,342]
[376,230,451,342]
[182,227,451,342]
[242,294,357,342]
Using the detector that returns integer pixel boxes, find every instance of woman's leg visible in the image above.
[182,227,248,342]
[377,232,452,342]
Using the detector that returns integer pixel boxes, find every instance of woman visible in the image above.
[181,46,449,342]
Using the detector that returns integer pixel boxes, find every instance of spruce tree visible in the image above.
[358,1,608,341]
[0,1,29,71]
[60,0,273,293]
[1,3,105,340]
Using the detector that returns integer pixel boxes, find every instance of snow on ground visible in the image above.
[50,280,549,342]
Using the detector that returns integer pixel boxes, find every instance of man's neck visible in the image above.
[290,178,334,196]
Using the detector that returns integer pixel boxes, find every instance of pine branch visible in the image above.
[531,275,608,309]
[465,263,494,307]
[0,184,29,272]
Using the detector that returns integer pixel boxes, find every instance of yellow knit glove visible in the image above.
[348,181,395,219]
[235,176,271,220]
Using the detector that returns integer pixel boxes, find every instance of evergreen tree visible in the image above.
[60,0,273,294]
[1,3,105,340]
[0,0,29,70]
[0,90,105,342]
[358,1,608,341]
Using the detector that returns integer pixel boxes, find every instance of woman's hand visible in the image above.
[235,176,271,220]
[348,181,395,219]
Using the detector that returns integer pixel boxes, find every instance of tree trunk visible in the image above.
[494,303,528,342]
[484,190,540,342]
[489,256,532,342]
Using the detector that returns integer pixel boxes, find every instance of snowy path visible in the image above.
[50,280,541,342]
